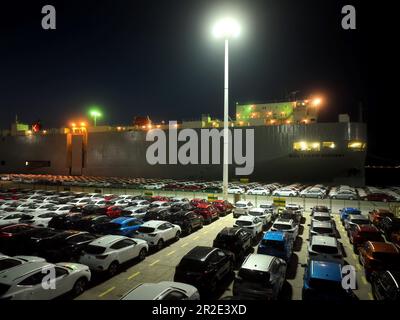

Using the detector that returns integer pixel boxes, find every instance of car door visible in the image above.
[239,230,252,251]
[209,249,230,279]
[109,239,136,263]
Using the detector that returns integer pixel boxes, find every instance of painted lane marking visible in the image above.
[128,271,140,280]
[181,243,188,248]
[166,250,176,256]
[361,276,368,285]
[98,286,115,298]
[149,260,160,267]
[193,236,200,241]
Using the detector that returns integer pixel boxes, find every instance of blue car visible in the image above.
[302,256,355,300]
[339,207,361,225]
[98,217,144,237]
[257,231,293,262]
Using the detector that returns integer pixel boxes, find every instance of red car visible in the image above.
[150,196,170,202]
[194,203,219,224]
[359,241,400,279]
[364,193,395,202]
[106,206,126,218]
[211,200,233,216]
[190,198,209,207]
[349,225,385,253]
[369,209,394,226]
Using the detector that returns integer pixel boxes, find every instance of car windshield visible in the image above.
[178,259,205,272]
[273,224,292,230]
[0,258,21,271]
[137,226,155,233]
[260,205,272,209]
[238,268,270,283]
[84,245,106,255]
[313,227,333,234]
[312,245,338,254]
[308,278,343,290]
[235,203,246,208]
[261,240,284,251]
[235,220,252,227]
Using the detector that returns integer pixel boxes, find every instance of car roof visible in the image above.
[312,221,333,228]
[89,235,126,246]
[342,207,361,213]
[111,217,136,224]
[313,212,331,217]
[183,246,216,261]
[0,262,53,285]
[357,225,379,232]
[264,231,285,241]
[369,241,399,253]
[122,281,195,300]
[250,208,266,213]
[235,201,249,205]
[241,254,275,272]
[237,215,257,222]
[348,214,368,220]
[274,218,293,225]
[309,260,342,282]
[311,236,338,247]
[141,220,168,228]
[218,227,241,236]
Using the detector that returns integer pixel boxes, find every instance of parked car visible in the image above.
[308,236,343,260]
[369,209,394,227]
[300,188,325,199]
[270,219,299,240]
[211,200,233,216]
[227,186,245,194]
[37,231,98,262]
[377,217,400,238]
[233,201,254,219]
[331,189,357,200]
[246,187,270,196]
[363,193,395,202]
[0,261,91,299]
[248,208,272,226]
[340,207,362,225]
[309,221,337,238]
[391,231,400,247]
[0,255,46,272]
[234,215,263,238]
[48,212,85,230]
[174,246,234,293]
[213,227,252,261]
[344,214,370,233]
[302,256,355,300]
[310,205,330,216]
[194,203,219,224]
[96,217,144,237]
[359,241,400,278]
[349,225,385,253]
[19,211,59,228]
[233,254,287,300]
[121,281,200,300]
[143,208,174,222]
[257,231,293,262]
[279,210,301,225]
[370,270,400,301]
[133,220,181,251]
[69,215,111,233]
[168,211,203,235]
[272,188,298,197]
[79,235,148,276]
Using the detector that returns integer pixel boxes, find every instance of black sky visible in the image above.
[0,0,398,161]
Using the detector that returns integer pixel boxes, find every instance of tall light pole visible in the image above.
[89,109,102,127]
[212,18,241,200]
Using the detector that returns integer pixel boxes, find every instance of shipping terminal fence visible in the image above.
[2,181,399,216]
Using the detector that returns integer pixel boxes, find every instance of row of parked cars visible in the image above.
[3,174,400,202]
[338,207,400,300]
[0,188,243,300]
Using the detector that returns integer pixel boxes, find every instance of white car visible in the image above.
[53,205,75,214]
[121,281,200,300]
[272,188,298,197]
[143,183,165,190]
[79,235,148,276]
[247,208,272,225]
[20,211,59,227]
[0,212,31,226]
[285,203,303,215]
[227,186,245,194]
[234,215,263,238]
[133,220,181,250]
[300,188,325,199]
[30,203,57,212]
[308,236,343,260]
[0,255,46,273]
[233,201,254,218]
[148,201,171,210]
[270,218,299,239]
[112,199,131,207]
[67,197,91,206]
[129,200,151,207]
[0,261,91,300]
[123,207,148,219]
[246,187,270,196]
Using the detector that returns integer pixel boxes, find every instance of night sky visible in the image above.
[0,0,398,162]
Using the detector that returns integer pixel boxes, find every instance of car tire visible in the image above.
[157,239,164,250]
[72,277,88,297]
[175,231,181,241]
[138,248,147,261]
[108,261,119,277]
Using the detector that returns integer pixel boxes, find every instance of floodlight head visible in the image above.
[212,18,241,39]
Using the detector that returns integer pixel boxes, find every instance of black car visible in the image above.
[174,246,234,293]
[37,230,98,262]
[168,211,203,235]
[279,210,301,225]
[81,204,107,215]
[143,208,173,222]
[170,203,195,212]
[371,270,400,301]
[213,227,252,261]
[378,217,400,238]
[48,212,85,230]
[70,215,111,232]
[11,227,61,255]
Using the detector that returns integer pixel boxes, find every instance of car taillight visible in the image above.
[96,254,109,260]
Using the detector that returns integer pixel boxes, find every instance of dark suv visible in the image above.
[168,211,203,235]
[378,217,400,238]
[213,227,252,261]
[174,246,234,293]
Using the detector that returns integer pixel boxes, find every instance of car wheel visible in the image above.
[108,261,119,277]
[175,231,181,241]
[138,248,147,261]
[157,239,164,250]
[72,277,88,296]
[262,193,267,196]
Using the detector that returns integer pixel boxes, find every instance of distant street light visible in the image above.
[212,17,241,200]
[312,98,322,106]
[89,109,102,127]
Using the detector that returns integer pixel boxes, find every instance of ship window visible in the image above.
[293,141,320,152]
[322,142,336,149]
[348,141,366,151]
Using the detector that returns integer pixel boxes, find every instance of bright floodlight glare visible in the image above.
[313,98,322,106]
[212,18,241,39]
[90,110,102,117]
